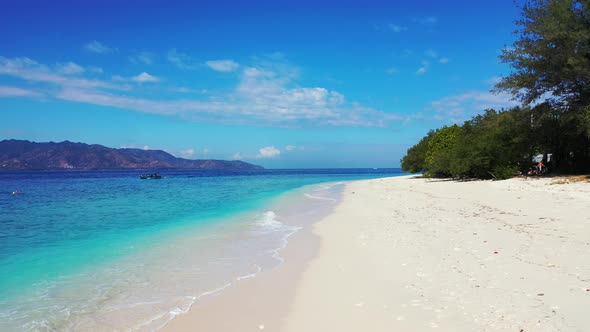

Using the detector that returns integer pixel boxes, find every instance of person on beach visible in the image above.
[537,161,545,175]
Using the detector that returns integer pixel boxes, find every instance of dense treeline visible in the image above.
[402,0,590,178]
[401,107,534,179]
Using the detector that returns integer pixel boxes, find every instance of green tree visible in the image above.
[400,108,534,180]
[401,130,435,173]
[496,0,590,172]
[449,108,533,179]
[425,125,462,177]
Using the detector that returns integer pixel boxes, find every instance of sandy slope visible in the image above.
[283,176,590,332]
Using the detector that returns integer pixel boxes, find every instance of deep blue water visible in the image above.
[0,168,404,330]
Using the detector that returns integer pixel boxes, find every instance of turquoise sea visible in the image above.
[0,169,403,331]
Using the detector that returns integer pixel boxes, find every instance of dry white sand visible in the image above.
[283,176,590,332]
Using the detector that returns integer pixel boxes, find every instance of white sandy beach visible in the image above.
[165,175,590,332]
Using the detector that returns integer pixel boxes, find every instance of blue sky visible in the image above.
[0,0,522,168]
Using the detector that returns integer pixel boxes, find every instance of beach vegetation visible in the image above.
[424,125,462,177]
[400,130,434,173]
[403,108,533,180]
[402,0,590,179]
[496,0,590,173]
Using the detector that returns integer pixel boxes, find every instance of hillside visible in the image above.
[0,140,263,170]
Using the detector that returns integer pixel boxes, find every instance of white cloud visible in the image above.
[231,152,244,160]
[233,66,364,124]
[485,76,502,85]
[423,50,449,65]
[285,145,304,152]
[416,59,433,75]
[54,67,401,126]
[171,87,208,94]
[88,66,103,74]
[414,52,448,73]
[179,148,195,158]
[132,72,159,83]
[56,62,85,75]
[56,88,179,115]
[119,144,152,150]
[122,144,153,150]
[0,56,125,91]
[429,91,519,122]
[206,59,239,72]
[130,52,156,65]
[0,85,40,97]
[386,67,398,75]
[243,67,275,79]
[167,49,200,70]
[425,49,438,58]
[256,146,281,158]
[0,55,406,127]
[388,24,407,33]
[419,16,438,24]
[84,40,114,54]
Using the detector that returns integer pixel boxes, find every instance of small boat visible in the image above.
[139,173,162,179]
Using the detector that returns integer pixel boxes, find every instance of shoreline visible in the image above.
[158,180,352,332]
[160,181,341,331]
[133,179,357,330]
[164,175,589,331]
[160,210,320,331]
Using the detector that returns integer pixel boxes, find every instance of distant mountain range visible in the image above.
[0,140,263,170]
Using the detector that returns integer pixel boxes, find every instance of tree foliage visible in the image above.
[497,0,590,106]
[424,125,462,177]
[402,0,590,179]
[449,108,533,179]
[401,108,534,180]
[496,0,590,172]
[400,130,434,173]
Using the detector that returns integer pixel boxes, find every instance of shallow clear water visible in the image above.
[0,169,403,330]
